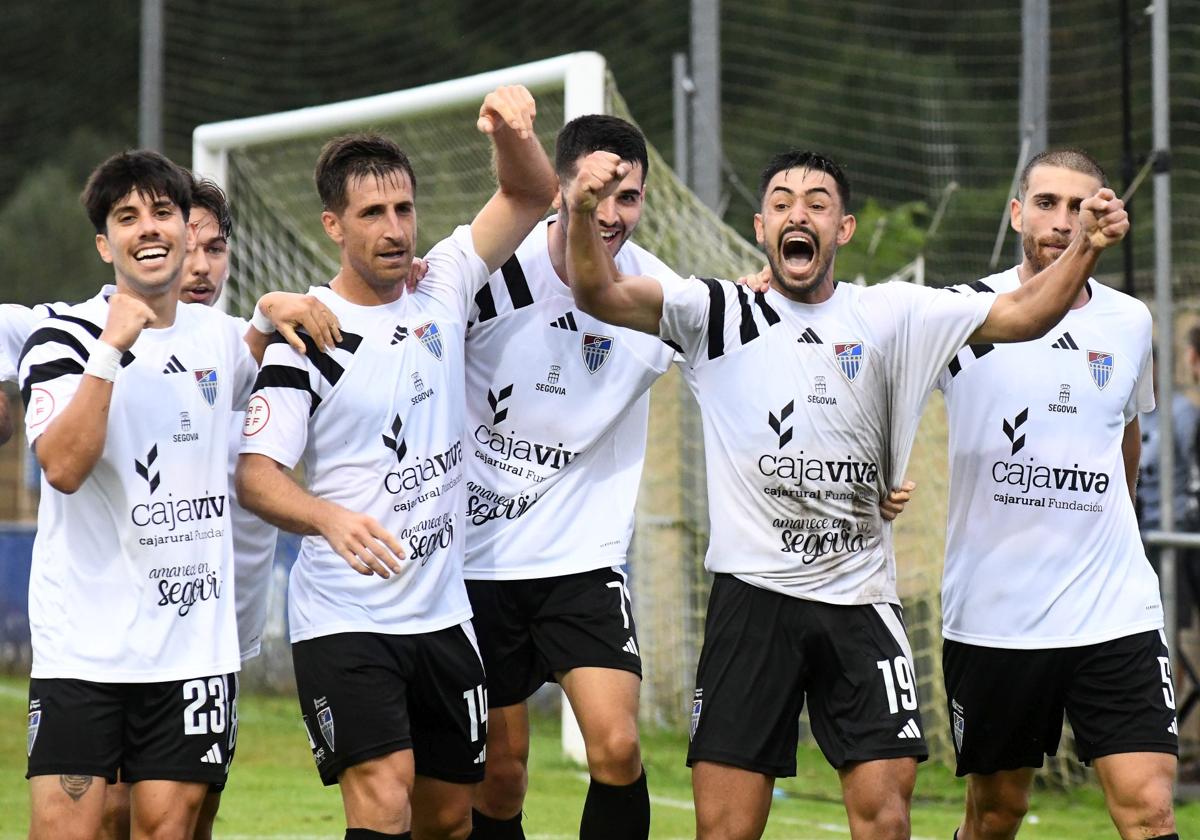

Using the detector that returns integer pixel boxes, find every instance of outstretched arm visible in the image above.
[969,189,1128,344]
[565,151,666,335]
[236,453,405,578]
[469,86,559,273]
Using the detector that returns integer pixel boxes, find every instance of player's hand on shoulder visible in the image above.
[320,506,405,578]
[737,264,771,293]
[406,256,428,294]
[477,84,537,140]
[879,479,916,522]
[566,151,631,217]
[1080,188,1128,251]
[256,292,342,353]
[100,292,155,351]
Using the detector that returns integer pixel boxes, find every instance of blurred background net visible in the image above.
[2,0,1198,788]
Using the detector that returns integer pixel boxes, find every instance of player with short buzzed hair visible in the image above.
[564,146,1127,840]
[936,148,1179,840]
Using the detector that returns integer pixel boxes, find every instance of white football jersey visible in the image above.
[20,291,256,682]
[463,220,677,579]
[657,276,993,605]
[226,316,280,661]
[1,301,77,382]
[240,226,486,642]
[936,268,1160,648]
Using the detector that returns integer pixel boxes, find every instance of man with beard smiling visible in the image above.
[563,148,1127,839]
[934,150,1177,840]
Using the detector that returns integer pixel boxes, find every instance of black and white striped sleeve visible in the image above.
[656,274,780,367]
[18,313,106,442]
[239,330,362,468]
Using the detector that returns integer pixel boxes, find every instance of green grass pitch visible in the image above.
[2,675,1199,838]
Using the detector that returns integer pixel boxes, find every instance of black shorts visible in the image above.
[943,629,1179,776]
[292,624,487,786]
[687,575,928,777]
[465,566,642,708]
[27,673,237,785]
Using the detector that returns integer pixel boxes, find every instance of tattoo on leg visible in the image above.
[59,774,93,801]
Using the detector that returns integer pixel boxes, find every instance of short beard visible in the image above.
[766,245,835,300]
[1021,231,1053,274]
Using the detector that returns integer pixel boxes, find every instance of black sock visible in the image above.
[953,830,960,840]
[1147,835,1179,840]
[579,769,650,840]
[469,808,525,840]
[344,830,411,840]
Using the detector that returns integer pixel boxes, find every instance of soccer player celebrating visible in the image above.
[462,115,913,840]
[8,171,342,840]
[19,150,260,840]
[935,150,1178,840]
[235,86,556,840]
[564,149,1127,840]
[461,114,671,840]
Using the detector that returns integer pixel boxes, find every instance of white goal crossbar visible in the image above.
[192,51,608,189]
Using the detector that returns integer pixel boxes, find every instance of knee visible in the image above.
[421,807,473,840]
[854,797,911,840]
[971,789,1029,837]
[1108,776,1174,837]
[476,754,528,816]
[99,793,131,840]
[585,726,641,782]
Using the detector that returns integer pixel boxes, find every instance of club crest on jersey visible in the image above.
[193,368,219,406]
[1087,350,1113,390]
[27,710,40,757]
[317,706,335,752]
[582,333,614,374]
[415,321,444,360]
[834,342,863,382]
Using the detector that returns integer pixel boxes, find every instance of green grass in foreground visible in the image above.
[3,675,1199,838]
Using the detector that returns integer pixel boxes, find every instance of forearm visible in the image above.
[235,453,334,537]
[565,210,663,335]
[492,128,557,212]
[972,234,1098,344]
[35,376,114,492]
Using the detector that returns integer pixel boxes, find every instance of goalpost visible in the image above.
[189,51,987,778]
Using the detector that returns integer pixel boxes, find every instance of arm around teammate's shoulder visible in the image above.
[968,188,1128,345]
[470,86,558,274]
[564,151,664,336]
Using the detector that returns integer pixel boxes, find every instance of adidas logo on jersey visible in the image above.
[200,743,223,764]
[897,718,922,740]
[1051,332,1079,350]
[796,327,823,345]
[162,354,186,374]
[550,311,579,331]
[391,325,409,345]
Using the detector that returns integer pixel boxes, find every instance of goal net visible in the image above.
[194,52,1065,781]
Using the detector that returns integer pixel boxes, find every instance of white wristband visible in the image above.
[250,304,277,335]
[84,341,122,382]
